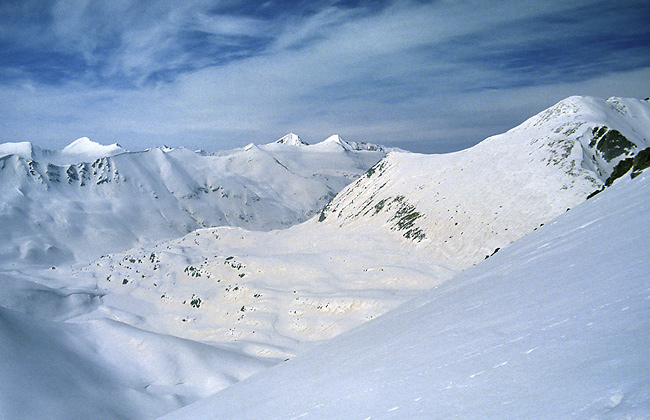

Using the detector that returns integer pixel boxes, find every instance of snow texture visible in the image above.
[160,156,650,420]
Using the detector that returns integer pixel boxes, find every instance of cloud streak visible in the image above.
[1,0,649,153]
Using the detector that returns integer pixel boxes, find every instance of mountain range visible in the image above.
[0,134,392,267]
[1,96,649,419]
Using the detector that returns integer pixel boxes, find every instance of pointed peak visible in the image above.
[275,133,308,146]
[322,134,352,150]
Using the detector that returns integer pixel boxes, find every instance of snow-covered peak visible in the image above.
[323,134,352,150]
[316,96,650,268]
[61,137,125,158]
[0,141,36,160]
[516,95,650,136]
[307,134,354,152]
[275,133,308,146]
[310,135,401,153]
[498,95,650,182]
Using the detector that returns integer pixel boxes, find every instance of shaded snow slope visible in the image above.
[160,160,650,420]
[0,305,273,420]
[0,136,386,267]
[317,96,650,268]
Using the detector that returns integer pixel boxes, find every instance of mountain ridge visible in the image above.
[0,136,389,267]
[316,95,650,267]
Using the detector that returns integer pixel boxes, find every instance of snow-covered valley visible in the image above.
[1,96,649,419]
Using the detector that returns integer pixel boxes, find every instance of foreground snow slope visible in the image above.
[0,134,388,267]
[160,161,650,420]
[0,304,273,420]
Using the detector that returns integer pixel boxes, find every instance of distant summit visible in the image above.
[271,133,398,153]
[61,137,125,158]
[0,137,126,165]
[275,133,308,146]
[0,141,36,160]
[310,134,401,153]
[321,134,352,151]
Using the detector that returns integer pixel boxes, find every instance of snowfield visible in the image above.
[0,96,649,419]
[160,164,650,420]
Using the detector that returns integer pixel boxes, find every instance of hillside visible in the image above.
[317,96,650,267]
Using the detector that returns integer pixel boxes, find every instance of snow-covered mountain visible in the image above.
[274,132,308,146]
[54,96,649,360]
[160,155,650,420]
[0,135,389,267]
[0,136,126,164]
[317,96,650,267]
[1,96,649,420]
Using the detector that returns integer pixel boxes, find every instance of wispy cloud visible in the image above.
[1,0,649,152]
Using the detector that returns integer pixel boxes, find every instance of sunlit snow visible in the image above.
[161,167,650,420]
[1,96,649,420]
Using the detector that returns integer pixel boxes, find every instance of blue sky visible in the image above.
[1,0,649,153]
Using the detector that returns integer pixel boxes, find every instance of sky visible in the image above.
[1,0,649,154]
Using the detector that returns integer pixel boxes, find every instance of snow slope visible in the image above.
[50,214,454,359]
[159,153,650,420]
[317,96,650,268]
[0,134,388,267]
[0,304,273,420]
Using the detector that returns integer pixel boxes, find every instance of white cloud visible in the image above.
[1,0,649,152]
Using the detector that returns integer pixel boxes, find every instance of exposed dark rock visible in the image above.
[605,158,634,186]
[389,200,426,241]
[590,126,636,162]
[190,295,202,308]
[66,166,79,183]
[586,187,605,199]
[631,147,650,178]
